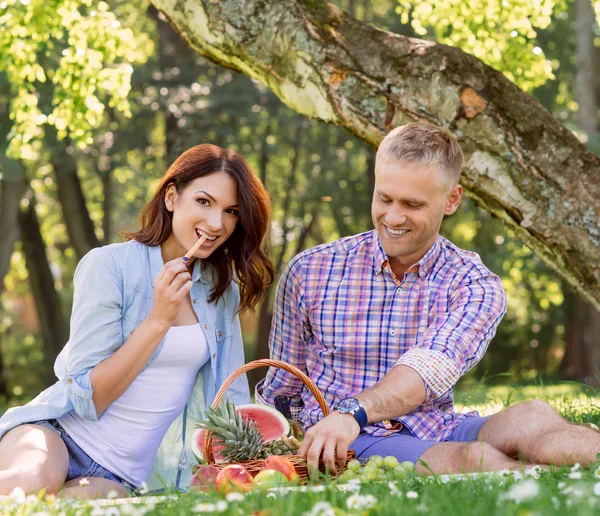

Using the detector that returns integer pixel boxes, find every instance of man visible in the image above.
[257,123,600,476]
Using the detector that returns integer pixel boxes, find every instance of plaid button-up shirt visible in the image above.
[258,230,506,441]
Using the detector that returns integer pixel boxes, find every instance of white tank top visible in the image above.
[58,324,209,487]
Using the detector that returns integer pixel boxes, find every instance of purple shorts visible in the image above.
[350,416,490,464]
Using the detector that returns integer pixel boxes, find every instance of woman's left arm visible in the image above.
[55,247,125,420]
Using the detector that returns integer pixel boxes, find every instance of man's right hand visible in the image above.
[149,258,193,327]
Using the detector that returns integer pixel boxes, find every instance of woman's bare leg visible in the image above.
[58,477,129,500]
[0,424,68,495]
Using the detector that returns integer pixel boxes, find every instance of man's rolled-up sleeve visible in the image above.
[396,270,507,401]
[54,247,124,420]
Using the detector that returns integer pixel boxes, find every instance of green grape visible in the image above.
[347,459,361,472]
[363,462,378,473]
[393,465,410,479]
[368,455,384,467]
[383,456,400,469]
[360,469,377,482]
[400,461,415,472]
[338,470,354,483]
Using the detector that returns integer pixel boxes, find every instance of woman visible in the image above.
[0,144,273,498]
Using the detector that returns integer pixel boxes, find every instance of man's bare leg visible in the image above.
[479,400,600,467]
[416,441,522,475]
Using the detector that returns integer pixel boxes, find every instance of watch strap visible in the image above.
[352,404,368,430]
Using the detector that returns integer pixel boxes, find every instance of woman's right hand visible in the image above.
[148,257,193,327]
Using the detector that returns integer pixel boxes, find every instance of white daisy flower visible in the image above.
[571,463,582,472]
[568,471,583,480]
[346,494,377,510]
[226,492,245,502]
[524,466,541,479]
[594,483,600,497]
[406,491,419,499]
[79,478,90,487]
[192,501,227,513]
[502,479,540,503]
[303,501,336,516]
[9,487,25,503]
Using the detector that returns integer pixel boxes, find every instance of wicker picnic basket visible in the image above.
[202,359,356,483]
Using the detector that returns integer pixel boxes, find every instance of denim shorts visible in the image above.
[350,416,491,465]
[30,419,138,495]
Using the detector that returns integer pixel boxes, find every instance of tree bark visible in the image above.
[18,193,68,387]
[52,142,100,259]
[151,0,600,309]
[560,0,600,385]
[101,169,113,245]
[0,163,25,294]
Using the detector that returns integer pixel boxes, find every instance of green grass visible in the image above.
[1,383,600,515]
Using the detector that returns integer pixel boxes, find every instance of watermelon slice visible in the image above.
[192,404,290,462]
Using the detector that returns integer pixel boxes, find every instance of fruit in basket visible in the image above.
[263,433,301,456]
[191,428,227,463]
[195,399,294,462]
[215,465,253,493]
[189,465,220,491]
[236,403,290,441]
[196,399,266,462]
[253,469,289,489]
[260,455,299,482]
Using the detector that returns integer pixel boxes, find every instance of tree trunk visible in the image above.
[101,169,113,245]
[561,0,600,385]
[52,142,100,259]
[0,323,9,401]
[18,193,68,387]
[0,163,25,293]
[0,163,25,401]
[366,147,375,200]
[151,0,600,309]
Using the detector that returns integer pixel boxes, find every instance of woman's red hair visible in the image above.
[122,144,274,312]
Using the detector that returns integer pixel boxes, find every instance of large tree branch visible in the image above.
[151,0,600,309]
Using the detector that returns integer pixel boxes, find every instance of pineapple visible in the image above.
[263,434,301,456]
[196,399,265,462]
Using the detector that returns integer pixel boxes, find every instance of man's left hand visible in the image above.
[298,411,360,476]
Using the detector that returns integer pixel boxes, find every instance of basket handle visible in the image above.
[203,359,329,463]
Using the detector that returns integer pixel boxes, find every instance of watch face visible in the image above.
[338,397,359,413]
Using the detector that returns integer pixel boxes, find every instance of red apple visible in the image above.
[189,465,220,491]
[260,455,299,483]
[215,465,253,493]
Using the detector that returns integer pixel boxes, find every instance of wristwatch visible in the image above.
[337,397,368,431]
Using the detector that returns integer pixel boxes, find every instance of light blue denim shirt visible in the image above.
[0,240,250,491]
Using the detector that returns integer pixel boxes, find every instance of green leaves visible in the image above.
[0,0,153,159]
[396,0,569,91]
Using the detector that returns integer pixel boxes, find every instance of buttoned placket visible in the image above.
[191,282,218,381]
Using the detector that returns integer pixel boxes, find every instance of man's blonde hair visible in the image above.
[376,124,464,188]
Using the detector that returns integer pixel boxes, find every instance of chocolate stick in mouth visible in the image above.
[184,235,207,262]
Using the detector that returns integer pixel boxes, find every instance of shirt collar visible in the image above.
[371,231,443,278]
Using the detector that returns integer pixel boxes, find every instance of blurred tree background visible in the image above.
[0,0,599,406]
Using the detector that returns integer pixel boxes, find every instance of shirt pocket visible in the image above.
[214,319,233,344]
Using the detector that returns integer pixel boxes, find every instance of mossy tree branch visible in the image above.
[150,0,600,309]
